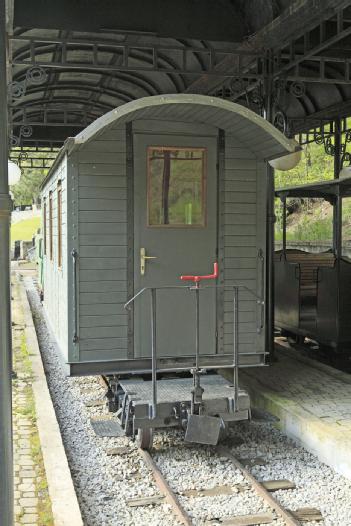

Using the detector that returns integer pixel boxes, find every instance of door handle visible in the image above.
[140,247,158,276]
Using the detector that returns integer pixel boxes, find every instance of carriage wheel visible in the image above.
[287,333,305,345]
[136,428,153,450]
[218,421,229,442]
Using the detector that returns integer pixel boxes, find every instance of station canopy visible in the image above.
[276,175,351,198]
[6,0,351,168]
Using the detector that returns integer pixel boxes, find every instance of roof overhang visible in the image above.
[74,94,300,159]
[43,94,300,187]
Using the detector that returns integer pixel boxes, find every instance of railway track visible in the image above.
[134,442,323,526]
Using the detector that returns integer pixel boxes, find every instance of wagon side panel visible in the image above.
[77,127,128,363]
[222,135,266,366]
[41,155,69,360]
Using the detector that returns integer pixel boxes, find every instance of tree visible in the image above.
[10,168,47,206]
[275,141,334,189]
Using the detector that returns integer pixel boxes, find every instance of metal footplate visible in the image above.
[116,374,250,446]
[118,268,255,448]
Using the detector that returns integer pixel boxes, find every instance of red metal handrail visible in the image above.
[180,262,218,283]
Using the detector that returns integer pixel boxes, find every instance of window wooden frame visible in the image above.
[43,198,47,255]
[49,191,53,261]
[147,146,207,228]
[57,181,62,268]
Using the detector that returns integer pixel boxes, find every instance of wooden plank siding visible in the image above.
[41,155,69,358]
[74,125,265,364]
[42,120,266,368]
[77,129,129,362]
[35,91,305,374]
[222,135,265,357]
[74,126,265,364]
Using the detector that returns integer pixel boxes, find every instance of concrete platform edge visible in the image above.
[19,278,83,526]
[240,368,351,480]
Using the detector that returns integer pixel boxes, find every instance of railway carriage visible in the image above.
[40,94,298,447]
[275,176,351,364]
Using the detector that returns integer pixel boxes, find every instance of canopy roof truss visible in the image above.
[6,0,351,166]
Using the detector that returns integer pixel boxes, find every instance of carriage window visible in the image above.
[57,181,62,268]
[284,197,333,253]
[43,198,47,256]
[49,191,53,261]
[147,146,206,226]
[342,197,351,259]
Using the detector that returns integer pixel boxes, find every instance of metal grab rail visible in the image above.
[257,249,265,333]
[124,283,262,421]
[71,248,79,344]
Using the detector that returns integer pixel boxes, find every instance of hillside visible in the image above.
[11,215,40,244]
[274,139,349,244]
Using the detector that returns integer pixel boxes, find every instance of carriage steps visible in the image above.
[236,341,351,481]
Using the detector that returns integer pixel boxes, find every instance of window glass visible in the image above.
[49,191,53,261]
[43,199,47,255]
[342,197,351,259]
[147,147,206,227]
[57,181,62,268]
[283,197,333,253]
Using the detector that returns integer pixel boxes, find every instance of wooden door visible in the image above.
[133,133,218,359]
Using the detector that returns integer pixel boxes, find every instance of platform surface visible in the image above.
[239,342,351,479]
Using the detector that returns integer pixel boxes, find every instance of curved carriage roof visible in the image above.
[71,94,299,161]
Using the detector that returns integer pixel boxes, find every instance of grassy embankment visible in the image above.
[11,216,40,243]
[275,136,351,244]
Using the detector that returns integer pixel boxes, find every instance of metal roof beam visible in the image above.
[8,156,55,169]
[273,5,351,78]
[11,67,162,97]
[10,36,260,57]
[289,99,351,135]
[10,37,263,79]
[10,138,63,148]
[185,0,351,94]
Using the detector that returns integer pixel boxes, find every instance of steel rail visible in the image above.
[140,443,302,526]
[139,448,192,526]
[217,446,301,526]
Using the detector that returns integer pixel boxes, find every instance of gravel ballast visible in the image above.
[25,276,351,526]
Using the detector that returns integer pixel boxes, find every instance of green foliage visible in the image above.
[9,149,57,205]
[289,215,333,242]
[274,140,336,243]
[275,141,334,189]
[276,198,334,243]
[11,168,47,206]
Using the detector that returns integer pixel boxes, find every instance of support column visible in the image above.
[282,197,287,255]
[266,164,276,361]
[334,118,342,260]
[334,118,342,179]
[0,2,14,525]
[264,52,275,362]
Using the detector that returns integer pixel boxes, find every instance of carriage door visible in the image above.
[133,133,218,359]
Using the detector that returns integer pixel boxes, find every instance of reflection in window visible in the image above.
[147,147,206,226]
